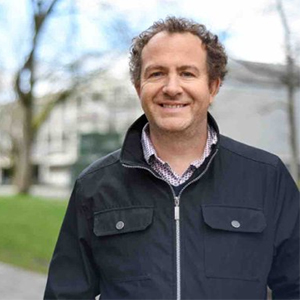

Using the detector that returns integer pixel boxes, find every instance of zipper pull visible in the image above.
[174,196,180,220]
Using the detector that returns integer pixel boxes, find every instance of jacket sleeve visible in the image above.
[44,180,100,299]
[267,160,300,299]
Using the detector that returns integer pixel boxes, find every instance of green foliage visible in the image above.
[0,195,67,273]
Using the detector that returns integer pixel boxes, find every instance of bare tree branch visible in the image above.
[276,0,292,58]
[11,0,61,193]
[276,0,299,182]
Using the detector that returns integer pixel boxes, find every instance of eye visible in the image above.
[149,71,164,78]
[181,71,195,77]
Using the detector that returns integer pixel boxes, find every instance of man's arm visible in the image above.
[267,160,300,299]
[44,181,100,299]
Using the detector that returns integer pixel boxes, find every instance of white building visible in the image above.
[32,58,143,187]
[0,57,299,186]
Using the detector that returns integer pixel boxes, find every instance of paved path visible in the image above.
[0,186,69,299]
[0,262,47,299]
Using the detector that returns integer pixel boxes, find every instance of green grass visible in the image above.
[0,194,68,274]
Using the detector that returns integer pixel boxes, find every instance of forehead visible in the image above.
[141,31,207,69]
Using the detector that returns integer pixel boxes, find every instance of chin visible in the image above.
[157,122,189,133]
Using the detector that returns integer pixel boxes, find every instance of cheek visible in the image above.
[140,99,148,112]
[140,82,162,99]
[138,86,148,101]
[192,87,213,102]
[139,91,149,107]
[139,95,152,115]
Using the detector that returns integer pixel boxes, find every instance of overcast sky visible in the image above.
[0,0,299,69]
[101,0,300,64]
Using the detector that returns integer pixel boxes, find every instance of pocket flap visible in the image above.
[94,206,153,237]
[202,205,266,233]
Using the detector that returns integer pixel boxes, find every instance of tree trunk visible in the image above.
[276,0,299,183]
[287,63,299,183]
[16,100,33,194]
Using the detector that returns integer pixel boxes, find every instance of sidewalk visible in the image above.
[0,185,69,299]
[0,262,47,300]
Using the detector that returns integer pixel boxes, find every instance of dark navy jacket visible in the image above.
[44,114,300,299]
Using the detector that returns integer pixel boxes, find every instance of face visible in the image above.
[136,31,220,137]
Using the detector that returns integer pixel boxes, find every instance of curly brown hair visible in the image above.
[129,16,228,89]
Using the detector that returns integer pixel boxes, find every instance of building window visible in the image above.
[92,92,103,102]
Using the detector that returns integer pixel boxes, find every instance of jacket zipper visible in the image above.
[174,196,181,300]
[122,148,218,300]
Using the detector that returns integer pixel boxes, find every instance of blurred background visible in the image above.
[0,0,299,299]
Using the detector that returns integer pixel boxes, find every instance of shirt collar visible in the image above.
[141,122,218,166]
[141,123,157,164]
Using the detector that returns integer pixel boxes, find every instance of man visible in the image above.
[44,17,299,299]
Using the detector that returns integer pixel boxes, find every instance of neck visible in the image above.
[149,124,208,176]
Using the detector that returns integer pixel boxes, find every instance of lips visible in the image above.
[160,104,187,108]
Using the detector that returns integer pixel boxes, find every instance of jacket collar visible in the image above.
[120,112,220,167]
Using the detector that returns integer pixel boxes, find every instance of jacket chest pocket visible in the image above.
[93,206,153,282]
[202,205,267,281]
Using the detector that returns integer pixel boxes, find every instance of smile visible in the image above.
[160,104,187,108]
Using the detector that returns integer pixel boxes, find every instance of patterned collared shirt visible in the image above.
[141,124,218,186]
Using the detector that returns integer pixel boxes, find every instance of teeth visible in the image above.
[162,104,185,108]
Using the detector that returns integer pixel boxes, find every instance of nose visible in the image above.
[162,75,183,98]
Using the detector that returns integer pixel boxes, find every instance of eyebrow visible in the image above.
[144,65,166,76]
[178,65,200,73]
[144,64,200,76]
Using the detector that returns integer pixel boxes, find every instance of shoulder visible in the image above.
[77,149,121,180]
[219,135,280,168]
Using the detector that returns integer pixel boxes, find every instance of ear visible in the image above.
[209,78,221,104]
[210,78,221,96]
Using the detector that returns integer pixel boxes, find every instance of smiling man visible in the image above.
[44,17,299,300]
[136,31,220,176]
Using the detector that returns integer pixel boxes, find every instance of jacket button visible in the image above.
[116,221,125,230]
[231,220,241,228]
